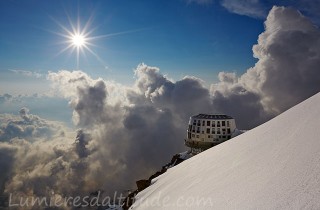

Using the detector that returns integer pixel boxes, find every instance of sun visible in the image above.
[53,14,144,69]
[71,33,86,47]
[52,16,96,69]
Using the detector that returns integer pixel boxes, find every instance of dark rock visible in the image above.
[122,153,189,210]
[149,171,164,181]
[122,189,138,210]
[136,179,151,191]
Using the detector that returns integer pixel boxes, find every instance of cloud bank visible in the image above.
[0,107,66,142]
[1,6,320,209]
[241,6,320,112]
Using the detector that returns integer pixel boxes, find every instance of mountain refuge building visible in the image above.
[185,114,237,152]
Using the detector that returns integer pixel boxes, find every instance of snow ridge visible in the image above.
[132,92,320,210]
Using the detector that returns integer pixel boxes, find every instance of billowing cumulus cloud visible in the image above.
[0,107,66,142]
[210,72,270,128]
[1,6,320,209]
[211,6,320,120]
[240,6,320,113]
[0,111,78,209]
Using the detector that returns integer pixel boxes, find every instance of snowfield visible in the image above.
[131,92,320,210]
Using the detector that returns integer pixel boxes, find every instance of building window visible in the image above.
[207,121,210,126]
[227,128,231,134]
[202,120,205,126]
[222,121,225,126]
[192,126,195,132]
[222,128,226,134]
[193,120,196,125]
[188,132,191,139]
[212,128,215,134]
[197,127,200,133]
[192,134,195,137]
[197,120,200,126]
[208,135,211,138]
[217,121,221,127]
[217,128,221,134]
[227,121,230,127]
[206,128,210,134]
[212,121,215,127]
[196,135,199,138]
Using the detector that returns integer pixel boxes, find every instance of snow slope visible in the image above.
[131,92,320,210]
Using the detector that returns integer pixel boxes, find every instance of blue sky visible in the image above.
[1,0,319,93]
[0,0,267,90]
[0,0,319,121]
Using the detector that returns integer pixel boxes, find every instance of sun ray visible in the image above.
[87,28,148,41]
[51,14,93,69]
[83,44,107,67]
[51,12,148,69]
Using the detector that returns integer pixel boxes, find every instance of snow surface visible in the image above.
[131,92,320,210]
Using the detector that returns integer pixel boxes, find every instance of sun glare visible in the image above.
[53,16,96,69]
[53,14,142,69]
[72,34,85,47]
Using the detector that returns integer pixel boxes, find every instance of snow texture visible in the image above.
[132,92,320,210]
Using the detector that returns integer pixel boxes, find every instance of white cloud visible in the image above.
[240,6,320,113]
[9,69,42,78]
[278,0,320,25]
[220,0,320,24]
[0,107,67,142]
[1,70,50,96]
[0,94,73,125]
[221,0,267,18]
[210,6,320,119]
[0,110,77,208]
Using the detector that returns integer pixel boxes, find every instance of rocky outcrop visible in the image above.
[122,151,192,210]
[136,179,151,191]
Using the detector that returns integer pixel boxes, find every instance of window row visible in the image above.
[189,126,231,135]
[190,133,231,140]
[192,120,230,127]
